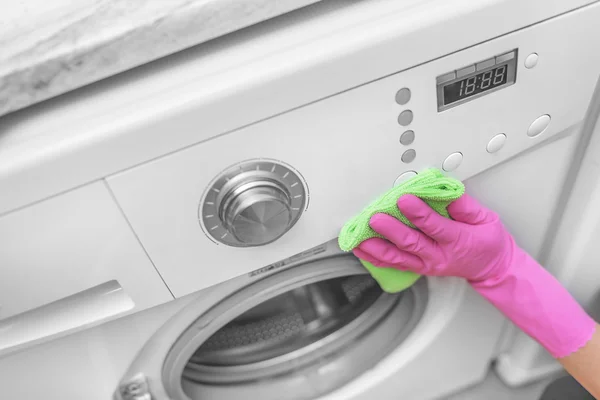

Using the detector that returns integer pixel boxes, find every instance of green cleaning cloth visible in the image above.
[338,168,465,293]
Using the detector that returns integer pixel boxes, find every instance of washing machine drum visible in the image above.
[131,254,427,400]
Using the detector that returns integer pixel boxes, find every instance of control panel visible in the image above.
[107,7,600,298]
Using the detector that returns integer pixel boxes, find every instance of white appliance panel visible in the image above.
[0,0,594,217]
[0,299,186,400]
[108,5,600,297]
[0,182,173,352]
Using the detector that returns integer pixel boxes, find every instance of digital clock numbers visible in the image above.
[444,64,508,104]
[436,50,517,111]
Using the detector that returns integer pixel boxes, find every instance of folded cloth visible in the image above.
[338,168,465,293]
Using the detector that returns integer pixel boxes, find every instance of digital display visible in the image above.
[443,64,509,106]
[436,50,518,111]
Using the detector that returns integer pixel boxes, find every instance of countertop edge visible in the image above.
[0,0,322,118]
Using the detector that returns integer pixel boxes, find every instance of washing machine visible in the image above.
[1,1,600,399]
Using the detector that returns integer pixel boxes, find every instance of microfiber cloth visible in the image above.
[338,168,465,293]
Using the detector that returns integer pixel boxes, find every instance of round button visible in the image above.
[399,130,415,145]
[525,53,539,69]
[222,183,292,246]
[527,114,551,137]
[442,152,463,172]
[398,110,413,126]
[395,88,411,105]
[394,171,417,187]
[486,133,507,153]
[401,149,416,164]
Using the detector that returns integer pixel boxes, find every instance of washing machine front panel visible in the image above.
[108,3,600,298]
[1,3,599,400]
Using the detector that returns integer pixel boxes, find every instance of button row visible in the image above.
[436,49,516,85]
[395,87,416,165]
[440,114,550,172]
[394,114,551,182]
[443,133,505,172]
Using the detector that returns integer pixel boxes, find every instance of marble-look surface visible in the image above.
[0,0,323,117]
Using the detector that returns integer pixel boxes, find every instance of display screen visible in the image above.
[443,64,508,106]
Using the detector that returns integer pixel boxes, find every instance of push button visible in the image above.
[401,149,416,164]
[395,88,411,105]
[496,51,515,64]
[399,130,415,145]
[397,110,414,126]
[476,58,495,71]
[525,53,539,69]
[394,171,417,186]
[486,134,507,153]
[436,71,456,84]
[527,115,551,137]
[456,65,476,78]
[442,152,463,172]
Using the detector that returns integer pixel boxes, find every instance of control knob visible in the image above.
[200,160,306,247]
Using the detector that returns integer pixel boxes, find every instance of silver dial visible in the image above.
[200,160,306,247]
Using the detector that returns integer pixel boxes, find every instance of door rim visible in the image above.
[162,254,427,399]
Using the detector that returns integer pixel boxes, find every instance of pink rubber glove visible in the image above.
[354,193,596,358]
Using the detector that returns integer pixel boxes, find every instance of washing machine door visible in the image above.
[115,244,427,400]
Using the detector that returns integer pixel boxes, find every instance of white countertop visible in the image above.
[0,0,323,118]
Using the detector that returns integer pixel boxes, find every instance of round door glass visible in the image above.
[173,255,427,400]
[189,274,385,369]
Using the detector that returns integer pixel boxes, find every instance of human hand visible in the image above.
[353,193,515,283]
[354,192,596,360]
